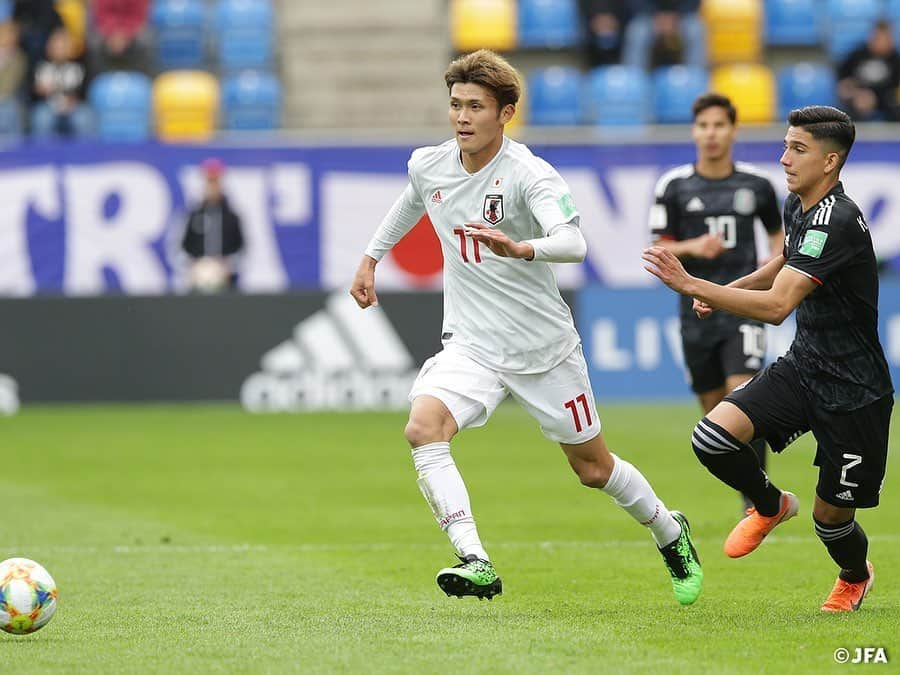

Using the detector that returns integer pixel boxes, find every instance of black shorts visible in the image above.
[724,357,893,509]
[683,322,766,394]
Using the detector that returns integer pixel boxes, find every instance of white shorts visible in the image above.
[408,344,601,444]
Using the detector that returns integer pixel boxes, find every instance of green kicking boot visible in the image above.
[659,511,703,606]
[436,555,502,600]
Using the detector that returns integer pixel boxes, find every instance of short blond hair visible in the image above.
[444,49,522,110]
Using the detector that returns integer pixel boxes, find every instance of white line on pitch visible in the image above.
[2,534,899,555]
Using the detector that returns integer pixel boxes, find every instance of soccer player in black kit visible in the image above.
[643,105,893,613]
[650,93,783,510]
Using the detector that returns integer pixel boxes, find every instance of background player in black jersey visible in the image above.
[643,106,893,613]
[650,93,783,510]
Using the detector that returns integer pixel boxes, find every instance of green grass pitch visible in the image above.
[2,402,898,673]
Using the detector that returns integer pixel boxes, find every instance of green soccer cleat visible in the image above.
[659,511,703,606]
[436,555,502,600]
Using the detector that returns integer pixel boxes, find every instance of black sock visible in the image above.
[740,439,768,508]
[814,518,869,583]
[750,438,767,471]
[692,417,782,516]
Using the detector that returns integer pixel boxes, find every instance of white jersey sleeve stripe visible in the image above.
[653,163,694,198]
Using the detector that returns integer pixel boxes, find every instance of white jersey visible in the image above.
[366,136,582,374]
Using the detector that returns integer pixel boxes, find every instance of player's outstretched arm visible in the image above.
[350,255,379,308]
[643,246,814,325]
[655,233,726,260]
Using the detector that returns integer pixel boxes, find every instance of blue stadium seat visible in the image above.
[526,67,583,125]
[652,66,709,124]
[585,65,651,127]
[221,70,281,131]
[764,0,820,46]
[888,0,900,40]
[151,0,207,70]
[517,0,581,49]
[824,0,881,61]
[215,0,274,70]
[776,63,837,119]
[0,0,10,21]
[89,72,153,142]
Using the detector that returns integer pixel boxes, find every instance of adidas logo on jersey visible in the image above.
[431,190,443,204]
[240,293,419,412]
[685,196,705,212]
[835,489,854,501]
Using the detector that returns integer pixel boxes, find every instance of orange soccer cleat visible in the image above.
[821,561,874,612]
[723,491,799,558]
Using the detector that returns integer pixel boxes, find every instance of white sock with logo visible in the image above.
[601,453,681,548]
[412,442,489,561]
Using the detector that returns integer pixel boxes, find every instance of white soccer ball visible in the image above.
[0,558,58,635]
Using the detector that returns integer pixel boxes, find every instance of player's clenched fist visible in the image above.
[350,255,379,308]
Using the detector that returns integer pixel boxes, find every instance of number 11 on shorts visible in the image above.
[564,393,593,432]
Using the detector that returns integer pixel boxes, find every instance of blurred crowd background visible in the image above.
[1,0,899,142]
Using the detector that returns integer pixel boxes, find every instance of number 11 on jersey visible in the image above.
[453,227,482,263]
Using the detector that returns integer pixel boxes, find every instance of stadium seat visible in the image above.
[450,0,516,52]
[776,63,837,119]
[215,0,274,70]
[151,0,207,70]
[652,66,709,124]
[526,66,582,125]
[702,0,762,65]
[0,0,10,21]
[710,63,775,124]
[764,0,820,47]
[889,0,900,44]
[221,70,280,131]
[517,0,581,49]
[153,70,219,142]
[823,0,881,61]
[585,65,651,127]
[89,71,153,142]
[55,0,86,56]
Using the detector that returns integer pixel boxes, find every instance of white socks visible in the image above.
[412,442,489,561]
[412,444,680,557]
[601,453,681,548]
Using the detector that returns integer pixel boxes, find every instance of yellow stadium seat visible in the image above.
[153,71,220,142]
[451,0,516,52]
[711,64,776,124]
[55,0,86,57]
[702,0,762,65]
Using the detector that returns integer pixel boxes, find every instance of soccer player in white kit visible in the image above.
[350,50,703,605]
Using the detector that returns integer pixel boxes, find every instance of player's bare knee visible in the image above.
[574,461,610,488]
[813,501,855,525]
[404,416,451,447]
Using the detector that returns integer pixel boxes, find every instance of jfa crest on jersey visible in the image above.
[483,194,504,224]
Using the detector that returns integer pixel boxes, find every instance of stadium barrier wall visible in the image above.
[2,140,900,297]
[578,284,900,400]
[3,285,900,407]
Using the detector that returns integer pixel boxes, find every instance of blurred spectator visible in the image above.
[579,0,631,67]
[30,26,93,138]
[13,0,62,70]
[623,0,706,71]
[88,0,151,74]
[0,20,25,98]
[181,159,245,293]
[837,20,900,122]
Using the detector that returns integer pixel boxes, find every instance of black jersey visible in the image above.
[782,183,893,412]
[650,162,782,340]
